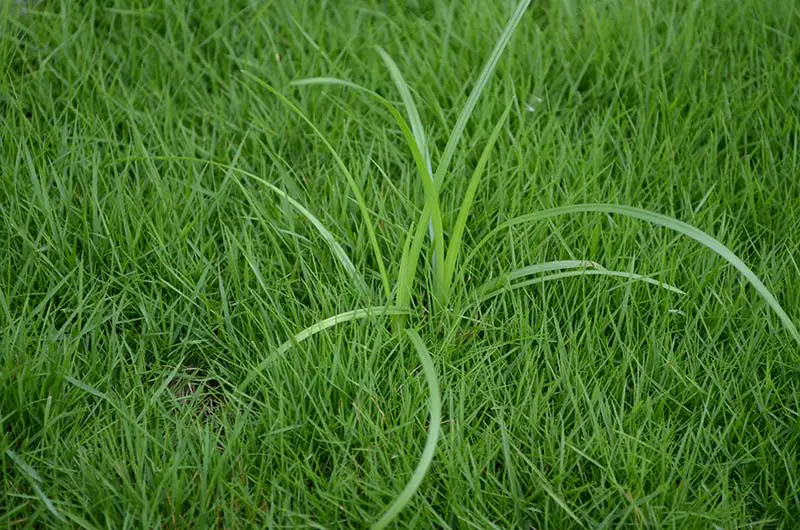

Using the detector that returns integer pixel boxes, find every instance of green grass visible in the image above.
[2,0,800,528]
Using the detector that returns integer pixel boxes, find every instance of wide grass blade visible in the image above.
[375,46,432,178]
[475,260,600,296]
[396,204,433,311]
[443,103,512,297]
[291,76,447,301]
[433,0,532,190]
[237,306,407,391]
[478,268,686,303]
[242,71,392,300]
[113,155,371,297]
[466,203,800,346]
[375,46,440,286]
[372,329,442,530]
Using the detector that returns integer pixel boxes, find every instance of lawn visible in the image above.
[2,0,800,527]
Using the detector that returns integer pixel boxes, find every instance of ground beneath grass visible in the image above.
[2,0,800,528]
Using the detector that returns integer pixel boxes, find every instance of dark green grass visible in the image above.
[2,0,800,527]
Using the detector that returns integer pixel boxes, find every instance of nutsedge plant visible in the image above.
[229,0,799,526]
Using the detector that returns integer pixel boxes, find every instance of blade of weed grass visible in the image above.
[443,103,512,298]
[372,329,441,530]
[238,306,407,391]
[291,77,447,302]
[478,269,686,303]
[375,47,432,178]
[110,155,370,297]
[242,71,392,300]
[475,260,601,296]
[397,203,434,310]
[433,0,532,190]
[375,46,440,290]
[466,204,800,345]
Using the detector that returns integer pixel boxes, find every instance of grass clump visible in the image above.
[240,0,799,525]
[2,0,799,527]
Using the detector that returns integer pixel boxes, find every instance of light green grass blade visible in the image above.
[443,103,512,297]
[475,260,600,296]
[291,76,447,301]
[372,329,441,530]
[238,306,407,391]
[242,71,392,300]
[467,204,800,346]
[433,0,532,190]
[381,100,446,302]
[479,269,686,303]
[375,46,432,178]
[112,155,370,297]
[375,46,440,290]
[397,204,433,310]
[394,221,417,328]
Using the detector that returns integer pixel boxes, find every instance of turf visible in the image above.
[2,0,800,528]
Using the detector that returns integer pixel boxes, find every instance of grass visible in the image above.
[2,0,800,527]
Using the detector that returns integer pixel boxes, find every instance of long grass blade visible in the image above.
[475,260,600,296]
[479,268,686,303]
[375,46,432,178]
[242,71,392,300]
[397,204,433,310]
[375,46,440,286]
[433,0,532,190]
[443,103,512,297]
[466,203,800,345]
[238,306,407,391]
[6,450,64,522]
[112,155,370,297]
[372,329,441,530]
[291,76,447,301]
[394,221,417,328]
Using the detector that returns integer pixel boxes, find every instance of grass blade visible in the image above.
[375,46,440,288]
[6,450,64,522]
[443,103,512,297]
[238,306,407,391]
[433,0,532,190]
[111,155,370,297]
[372,329,442,530]
[479,268,686,303]
[291,76,447,302]
[396,204,433,310]
[467,203,800,345]
[475,260,600,296]
[242,71,392,300]
[375,46,432,178]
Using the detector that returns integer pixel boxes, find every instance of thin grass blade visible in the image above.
[375,46,432,177]
[238,306,407,391]
[112,155,370,297]
[375,46,440,283]
[291,76,447,301]
[479,269,686,303]
[434,0,532,190]
[396,204,433,310]
[443,103,512,297]
[372,329,441,530]
[474,260,600,297]
[466,203,800,345]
